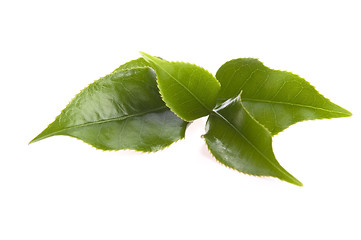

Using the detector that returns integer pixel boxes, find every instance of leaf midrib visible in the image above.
[30,105,168,143]
[244,98,350,115]
[212,110,299,184]
[217,97,350,115]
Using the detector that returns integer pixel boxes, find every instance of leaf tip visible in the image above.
[28,133,42,145]
[343,109,352,117]
[28,126,53,145]
[283,173,303,187]
[292,178,303,187]
[139,51,152,62]
[332,102,352,117]
[138,51,147,56]
[139,52,164,67]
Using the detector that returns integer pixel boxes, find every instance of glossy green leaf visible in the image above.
[216,58,352,135]
[204,95,302,186]
[30,67,188,152]
[140,52,221,121]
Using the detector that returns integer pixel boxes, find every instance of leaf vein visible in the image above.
[156,63,212,112]
[213,111,285,175]
[243,98,348,115]
[37,105,168,141]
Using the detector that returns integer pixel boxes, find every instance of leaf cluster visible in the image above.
[30,52,352,186]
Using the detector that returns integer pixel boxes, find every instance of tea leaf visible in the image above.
[204,95,302,186]
[140,52,220,121]
[30,67,188,151]
[113,57,153,73]
[216,58,351,135]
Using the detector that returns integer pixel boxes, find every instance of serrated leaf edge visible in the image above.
[140,52,221,121]
[204,94,303,186]
[30,66,189,152]
[64,120,189,153]
[216,58,352,135]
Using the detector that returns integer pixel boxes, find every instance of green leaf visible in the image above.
[216,58,352,135]
[30,67,188,152]
[140,52,221,121]
[113,57,153,73]
[204,95,302,186]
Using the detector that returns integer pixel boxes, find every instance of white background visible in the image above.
[1,0,360,239]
